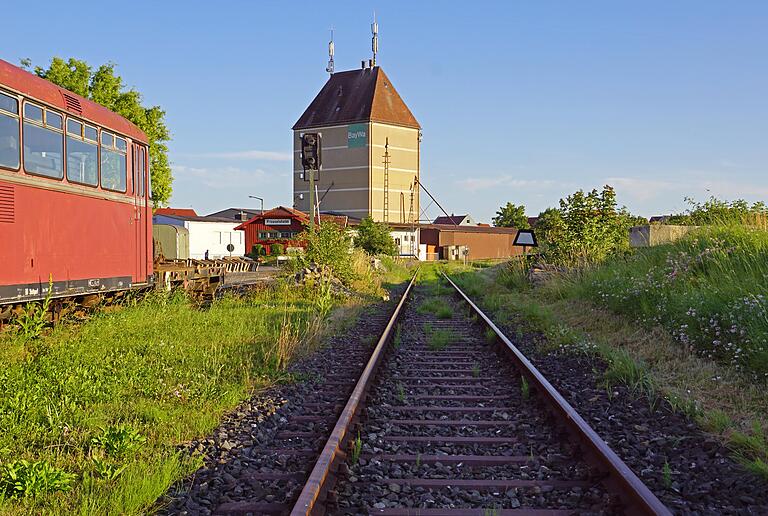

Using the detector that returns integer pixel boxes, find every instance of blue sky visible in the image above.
[4,1,767,221]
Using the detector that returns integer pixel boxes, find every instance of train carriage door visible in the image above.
[132,144,148,283]
[132,146,140,282]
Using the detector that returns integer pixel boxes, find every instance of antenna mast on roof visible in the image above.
[371,13,379,66]
[326,28,335,75]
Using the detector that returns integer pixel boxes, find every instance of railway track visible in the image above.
[213,271,670,515]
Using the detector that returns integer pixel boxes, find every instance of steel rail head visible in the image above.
[290,271,419,516]
[440,272,671,516]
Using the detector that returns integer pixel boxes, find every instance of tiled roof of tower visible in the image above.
[292,67,420,130]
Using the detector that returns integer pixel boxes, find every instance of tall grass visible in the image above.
[552,225,768,377]
[0,283,337,514]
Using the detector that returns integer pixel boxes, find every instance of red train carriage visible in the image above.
[0,58,153,308]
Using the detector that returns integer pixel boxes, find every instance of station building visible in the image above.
[292,64,420,225]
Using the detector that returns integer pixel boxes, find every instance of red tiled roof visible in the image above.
[293,67,420,130]
[234,206,350,230]
[154,208,198,217]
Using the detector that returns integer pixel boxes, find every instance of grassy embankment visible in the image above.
[0,257,411,515]
[450,224,768,478]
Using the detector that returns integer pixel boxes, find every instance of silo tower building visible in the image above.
[292,65,421,223]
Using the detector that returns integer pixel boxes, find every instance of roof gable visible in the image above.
[293,67,419,130]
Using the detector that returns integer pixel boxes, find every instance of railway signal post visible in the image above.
[300,133,322,230]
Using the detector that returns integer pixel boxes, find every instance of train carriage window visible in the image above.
[66,117,98,186]
[24,103,43,122]
[84,126,98,141]
[23,102,63,179]
[0,91,20,170]
[67,119,82,136]
[46,111,62,129]
[100,130,126,192]
[138,147,145,197]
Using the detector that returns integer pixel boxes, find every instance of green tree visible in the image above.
[546,185,632,265]
[300,223,354,283]
[492,202,529,228]
[354,216,397,256]
[22,57,172,206]
[533,207,564,246]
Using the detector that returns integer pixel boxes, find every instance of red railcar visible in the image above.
[0,58,153,307]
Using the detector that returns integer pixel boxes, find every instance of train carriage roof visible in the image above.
[0,58,148,144]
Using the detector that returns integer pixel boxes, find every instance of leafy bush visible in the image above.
[667,197,767,226]
[270,243,285,256]
[91,425,146,457]
[15,275,54,341]
[0,460,75,498]
[299,223,354,284]
[354,216,397,256]
[248,244,264,259]
[543,185,637,265]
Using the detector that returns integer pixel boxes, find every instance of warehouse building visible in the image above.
[152,212,245,259]
[419,224,522,261]
[292,64,420,224]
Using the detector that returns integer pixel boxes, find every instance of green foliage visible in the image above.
[393,324,402,349]
[416,297,452,319]
[667,197,767,226]
[427,328,452,351]
[0,460,75,498]
[270,243,285,256]
[662,460,672,489]
[354,216,397,256]
[472,362,481,378]
[248,244,264,259]
[299,223,354,284]
[567,225,768,376]
[520,375,530,400]
[24,57,172,206]
[15,276,54,342]
[350,432,363,465]
[90,458,128,482]
[603,350,654,395]
[0,284,339,512]
[544,185,636,265]
[534,207,564,246]
[492,202,529,228]
[91,426,146,457]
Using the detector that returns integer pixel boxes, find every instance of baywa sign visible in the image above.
[347,123,367,148]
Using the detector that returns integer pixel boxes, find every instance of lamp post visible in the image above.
[248,195,264,213]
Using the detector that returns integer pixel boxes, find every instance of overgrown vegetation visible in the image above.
[556,224,768,377]
[354,216,397,256]
[0,265,403,513]
[449,210,768,480]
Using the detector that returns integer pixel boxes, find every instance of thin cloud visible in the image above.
[454,175,570,193]
[606,176,768,202]
[173,164,270,189]
[179,150,292,161]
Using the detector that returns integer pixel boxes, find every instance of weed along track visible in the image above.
[287,273,670,515]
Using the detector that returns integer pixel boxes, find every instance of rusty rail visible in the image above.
[441,272,671,516]
[290,271,418,515]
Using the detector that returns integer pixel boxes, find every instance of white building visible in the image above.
[152,214,245,259]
